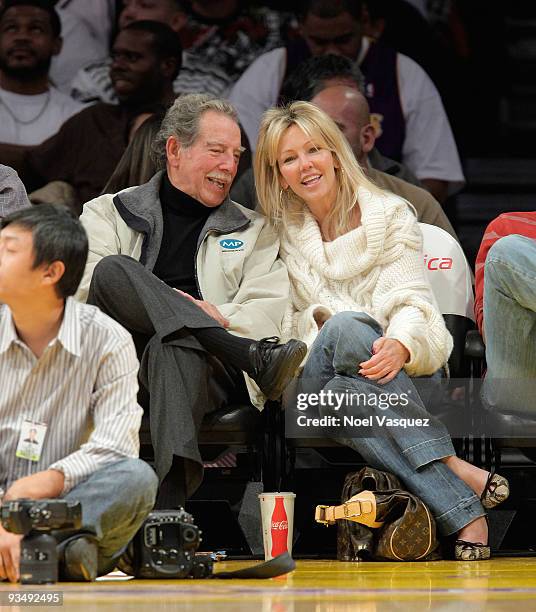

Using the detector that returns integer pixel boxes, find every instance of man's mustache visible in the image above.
[207,173,233,184]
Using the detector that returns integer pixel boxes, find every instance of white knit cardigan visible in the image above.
[279,186,453,376]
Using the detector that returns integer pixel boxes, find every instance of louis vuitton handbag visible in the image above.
[315,466,441,561]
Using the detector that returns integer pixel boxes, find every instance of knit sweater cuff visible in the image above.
[385,329,414,366]
[387,328,434,377]
[388,327,449,376]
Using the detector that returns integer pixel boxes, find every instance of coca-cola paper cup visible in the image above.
[258,492,296,561]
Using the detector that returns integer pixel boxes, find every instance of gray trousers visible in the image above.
[87,255,245,497]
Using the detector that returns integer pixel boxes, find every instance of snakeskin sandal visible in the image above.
[454,540,491,561]
[481,473,510,510]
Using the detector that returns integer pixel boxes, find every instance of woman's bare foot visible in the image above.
[457,515,488,545]
[441,455,490,498]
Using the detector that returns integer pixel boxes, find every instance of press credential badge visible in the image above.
[16,419,47,462]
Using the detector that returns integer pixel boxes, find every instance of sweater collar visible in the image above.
[282,186,388,280]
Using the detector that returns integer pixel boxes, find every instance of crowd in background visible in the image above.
[0,0,488,214]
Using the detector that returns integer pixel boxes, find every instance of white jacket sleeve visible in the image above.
[75,196,123,303]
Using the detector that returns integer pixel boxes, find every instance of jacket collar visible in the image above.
[113,171,251,267]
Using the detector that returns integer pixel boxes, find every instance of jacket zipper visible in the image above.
[194,230,210,300]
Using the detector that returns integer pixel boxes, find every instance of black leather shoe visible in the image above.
[249,337,307,400]
[60,535,98,581]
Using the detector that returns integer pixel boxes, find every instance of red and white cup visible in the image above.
[258,492,296,561]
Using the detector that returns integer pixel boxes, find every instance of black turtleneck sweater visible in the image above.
[152,174,213,298]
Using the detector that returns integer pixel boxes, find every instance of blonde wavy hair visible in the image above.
[254,101,384,238]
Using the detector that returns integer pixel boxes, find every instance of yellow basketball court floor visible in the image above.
[3,558,536,611]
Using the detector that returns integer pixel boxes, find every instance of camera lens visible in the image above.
[182,526,197,543]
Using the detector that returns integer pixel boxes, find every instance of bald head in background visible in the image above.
[311,85,375,167]
[310,85,459,241]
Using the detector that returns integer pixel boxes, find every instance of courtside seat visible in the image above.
[138,403,263,448]
[138,394,279,489]
[465,329,536,469]
[481,409,536,469]
[465,329,485,360]
[199,404,263,444]
[419,224,474,445]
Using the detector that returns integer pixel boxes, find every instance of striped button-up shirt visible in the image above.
[0,297,142,496]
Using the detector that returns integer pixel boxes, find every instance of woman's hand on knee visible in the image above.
[358,338,410,384]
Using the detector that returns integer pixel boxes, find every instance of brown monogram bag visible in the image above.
[335,467,441,561]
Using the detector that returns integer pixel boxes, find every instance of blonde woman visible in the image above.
[254,101,509,560]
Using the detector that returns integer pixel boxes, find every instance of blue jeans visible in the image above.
[482,234,536,413]
[63,458,158,575]
[297,311,484,536]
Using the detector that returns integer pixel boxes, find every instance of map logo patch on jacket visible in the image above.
[220,239,244,251]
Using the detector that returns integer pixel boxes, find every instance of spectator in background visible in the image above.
[363,0,447,93]
[71,0,230,102]
[0,164,30,218]
[363,0,465,149]
[229,0,464,203]
[50,0,116,92]
[0,0,85,146]
[474,213,536,414]
[119,0,186,30]
[178,0,296,87]
[20,20,180,211]
[102,112,163,194]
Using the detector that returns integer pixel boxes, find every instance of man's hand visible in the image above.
[358,338,410,385]
[0,470,64,582]
[0,524,22,583]
[175,290,230,328]
[3,469,65,502]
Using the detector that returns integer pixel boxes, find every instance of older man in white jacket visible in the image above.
[77,94,305,508]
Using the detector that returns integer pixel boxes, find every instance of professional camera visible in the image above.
[124,508,213,578]
[0,499,81,584]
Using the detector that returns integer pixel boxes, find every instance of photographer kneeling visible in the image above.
[0,204,158,582]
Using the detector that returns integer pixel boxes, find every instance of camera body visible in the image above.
[129,508,212,578]
[0,499,81,584]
